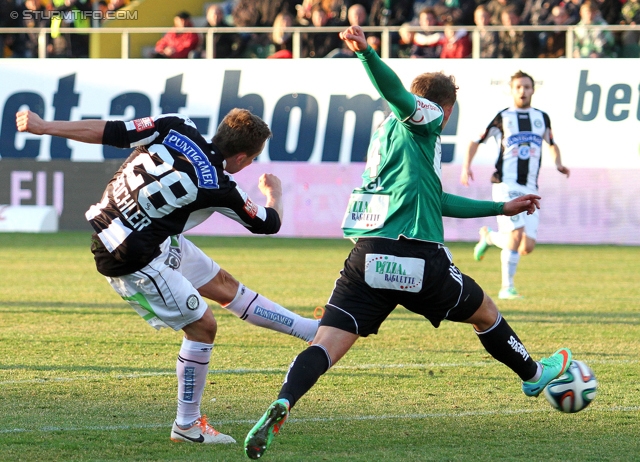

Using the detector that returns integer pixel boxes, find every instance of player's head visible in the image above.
[510,70,535,109]
[213,108,272,173]
[410,72,458,128]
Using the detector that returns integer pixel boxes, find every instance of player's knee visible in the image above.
[184,309,217,343]
[519,242,536,255]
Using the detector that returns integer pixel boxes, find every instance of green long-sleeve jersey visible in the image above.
[341,46,504,244]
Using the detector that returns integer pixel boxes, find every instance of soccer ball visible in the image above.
[543,360,597,413]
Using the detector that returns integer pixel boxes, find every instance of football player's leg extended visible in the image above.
[198,269,319,342]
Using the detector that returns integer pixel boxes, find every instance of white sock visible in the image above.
[526,363,543,382]
[224,284,319,342]
[489,230,508,249]
[500,249,520,289]
[175,338,213,427]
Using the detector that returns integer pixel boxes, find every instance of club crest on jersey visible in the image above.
[133,117,154,132]
[163,130,219,189]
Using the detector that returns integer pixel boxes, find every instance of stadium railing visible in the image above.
[0,24,639,59]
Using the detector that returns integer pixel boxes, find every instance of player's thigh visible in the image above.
[402,246,485,327]
[107,242,208,331]
[523,210,539,241]
[175,234,221,289]
[322,240,400,337]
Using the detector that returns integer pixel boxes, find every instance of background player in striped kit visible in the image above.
[460,71,570,300]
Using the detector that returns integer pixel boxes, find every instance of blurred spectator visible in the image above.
[18,0,49,57]
[595,0,622,26]
[406,7,444,58]
[474,4,500,57]
[564,0,584,24]
[539,4,571,57]
[268,11,295,58]
[233,0,298,27]
[521,0,562,50]
[301,3,342,57]
[1,0,27,57]
[198,3,242,58]
[620,0,640,55]
[521,0,559,26]
[232,0,298,57]
[153,11,199,59]
[326,3,368,57]
[486,0,524,25]
[439,16,471,57]
[573,0,617,57]
[295,0,317,26]
[49,0,93,58]
[322,0,350,24]
[497,5,539,57]
[441,0,477,25]
[369,0,414,25]
[368,0,415,56]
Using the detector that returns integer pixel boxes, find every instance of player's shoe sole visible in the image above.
[245,399,289,459]
[522,348,572,397]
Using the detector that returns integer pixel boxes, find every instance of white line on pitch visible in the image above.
[1,406,639,435]
[1,359,637,386]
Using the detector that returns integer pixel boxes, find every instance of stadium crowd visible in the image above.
[1,0,638,58]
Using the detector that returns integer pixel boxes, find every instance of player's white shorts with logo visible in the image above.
[106,235,220,330]
[492,182,539,240]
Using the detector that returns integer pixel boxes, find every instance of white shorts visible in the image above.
[491,182,539,240]
[106,235,220,331]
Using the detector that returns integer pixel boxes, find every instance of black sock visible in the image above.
[475,314,537,381]
[278,345,331,409]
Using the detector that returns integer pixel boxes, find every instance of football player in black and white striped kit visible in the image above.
[16,108,321,444]
[460,71,570,300]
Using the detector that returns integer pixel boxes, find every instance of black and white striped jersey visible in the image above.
[476,107,555,190]
[85,114,280,277]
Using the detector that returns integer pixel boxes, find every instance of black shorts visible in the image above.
[321,238,484,337]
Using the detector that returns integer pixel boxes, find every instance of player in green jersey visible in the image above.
[244,25,572,460]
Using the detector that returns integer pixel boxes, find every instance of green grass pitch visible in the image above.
[1,232,639,461]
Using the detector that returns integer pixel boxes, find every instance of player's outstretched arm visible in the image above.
[340,26,415,119]
[16,110,106,144]
[550,144,570,177]
[460,141,480,186]
[502,194,541,216]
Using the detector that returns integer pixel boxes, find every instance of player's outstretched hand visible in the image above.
[339,25,368,52]
[16,110,46,135]
[258,173,282,199]
[502,194,541,216]
[460,167,474,186]
[557,164,570,177]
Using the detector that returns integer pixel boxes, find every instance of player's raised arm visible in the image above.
[258,173,283,222]
[460,141,480,186]
[16,110,106,144]
[340,26,415,120]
